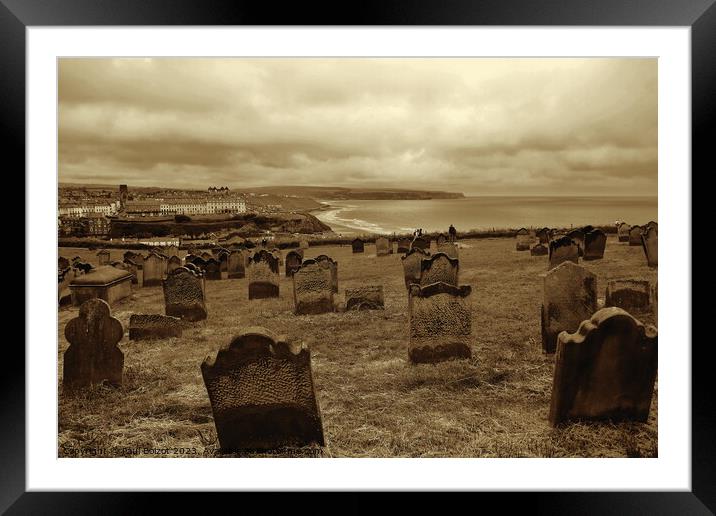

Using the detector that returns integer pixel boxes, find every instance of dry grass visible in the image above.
[58,235,658,458]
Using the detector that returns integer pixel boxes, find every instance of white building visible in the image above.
[160,198,246,216]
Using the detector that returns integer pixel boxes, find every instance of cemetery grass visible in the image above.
[58,236,658,458]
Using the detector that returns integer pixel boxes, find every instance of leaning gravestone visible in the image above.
[628,225,643,246]
[285,249,304,277]
[63,298,124,390]
[605,279,651,312]
[167,255,182,274]
[97,249,111,266]
[548,236,580,270]
[515,228,531,251]
[617,222,631,242]
[163,266,208,321]
[142,253,167,287]
[345,285,384,310]
[420,252,459,287]
[129,314,183,340]
[376,237,390,257]
[351,238,365,254]
[201,327,325,451]
[583,229,607,260]
[549,307,657,426]
[293,260,335,315]
[248,250,280,299]
[531,243,548,256]
[437,242,459,259]
[227,250,246,279]
[397,238,412,254]
[641,225,658,267]
[401,247,430,289]
[314,255,338,293]
[541,261,597,354]
[408,282,472,364]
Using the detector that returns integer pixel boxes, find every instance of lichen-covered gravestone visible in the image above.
[437,242,459,259]
[314,255,338,294]
[167,255,182,274]
[530,243,548,256]
[345,285,384,310]
[549,307,657,426]
[375,237,390,257]
[548,236,580,270]
[419,252,459,287]
[285,249,304,277]
[292,260,335,315]
[605,279,651,312]
[63,298,124,390]
[541,261,597,354]
[129,314,183,340]
[201,327,325,452]
[162,266,208,321]
[247,250,280,299]
[97,249,110,266]
[408,282,472,364]
[582,229,607,260]
[351,238,365,253]
[401,247,430,289]
[641,225,658,267]
[628,225,643,246]
[617,222,631,242]
[515,228,531,251]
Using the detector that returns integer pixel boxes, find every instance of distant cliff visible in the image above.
[238,186,464,200]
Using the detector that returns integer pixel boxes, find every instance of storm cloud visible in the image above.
[58,58,657,195]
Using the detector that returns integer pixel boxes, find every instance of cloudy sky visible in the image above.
[58,58,657,196]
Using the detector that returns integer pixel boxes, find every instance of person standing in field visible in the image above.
[449,224,457,243]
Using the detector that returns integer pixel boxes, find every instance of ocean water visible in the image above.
[314,196,658,236]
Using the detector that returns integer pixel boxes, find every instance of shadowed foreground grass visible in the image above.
[58,235,657,458]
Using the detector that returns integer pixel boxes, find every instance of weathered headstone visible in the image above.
[123,250,137,262]
[397,238,412,254]
[437,242,459,259]
[408,282,472,364]
[541,261,597,354]
[204,258,222,280]
[376,237,390,257]
[567,229,585,256]
[536,228,551,244]
[163,266,208,321]
[641,225,658,267]
[201,251,213,261]
[617,222,631,242]
[351,238,365,254]
[69,265,133,307]
[401,247,430,289]
[549,307,657,426]
[583,229,607,260]
[167,255,183,274]
[548,236,579,270]
[530,243,548,256]
[227,250,246,279]
[420,252,459,287]
[605,279,651,312]
[285,250,304,277]
[314,255,338,293]
[436,234,447,246]
[411,236,429,252]
[129,314,183,340]
[201,327,325,451]
[248,250,280,299]
[515,228,531,251]
[97,249,111,265]
[63,298,124,390]
[142,253,167,287]
[165,245,179,258]
[123,258,142,286]
[645,221,658,232]
[628,225,643,246]
[345,285,384,310]
[292,260,335,315]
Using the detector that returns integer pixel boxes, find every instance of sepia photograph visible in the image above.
[57,57,658,459]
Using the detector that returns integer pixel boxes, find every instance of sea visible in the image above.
[313,196,657,236]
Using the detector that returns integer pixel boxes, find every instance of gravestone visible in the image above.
[583,229,607,260]
[515,228,531,251]
[437,242,459,259]
[69,266,133,307]
[270,249,283,266]
[123,250,137,262]
[97,249,111,265]
[436,234,447,246]
[628,225,643,246]
[167,255,183,274]
[641,225,658,267]
[227,250,246,279]
[548,236,579,270]
[59,256,70,270]
[292,260,335,315]
[183,263,207,295]
[63,298,124,390]
[201,327,325,451]
[204,258,222,280]
[408,282,472,364]
[247,250,280,299]
[397,238,412,254]
[285,249,304,277]
[536,228,551,244]
[299,239,310,250]
[201,251,213,261]
[567,229,585,256]
[351,238,365,254]
[345,285,384,310]
[123,258,142,286]
[530,243,548,256]
[549,307,658,426]
[375,237,390,257]
[163,266,208,321]
[419,252,459,287]
[165,245,179,258]
[129,314,183,340]
[142,253,167,287]
[541,261,597,354]
[218,251,229,275]
[645,221,658,232]
[617,222,631,242]
[411,236,429,252]
[401,247,430,289]
[605,279,651,312]
[314,255,338,293]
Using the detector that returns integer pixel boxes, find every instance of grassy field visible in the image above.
[58,234,658,458]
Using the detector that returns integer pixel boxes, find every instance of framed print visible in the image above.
[8,0,712,512]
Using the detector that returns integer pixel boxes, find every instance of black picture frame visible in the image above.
[7,0,710,513]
